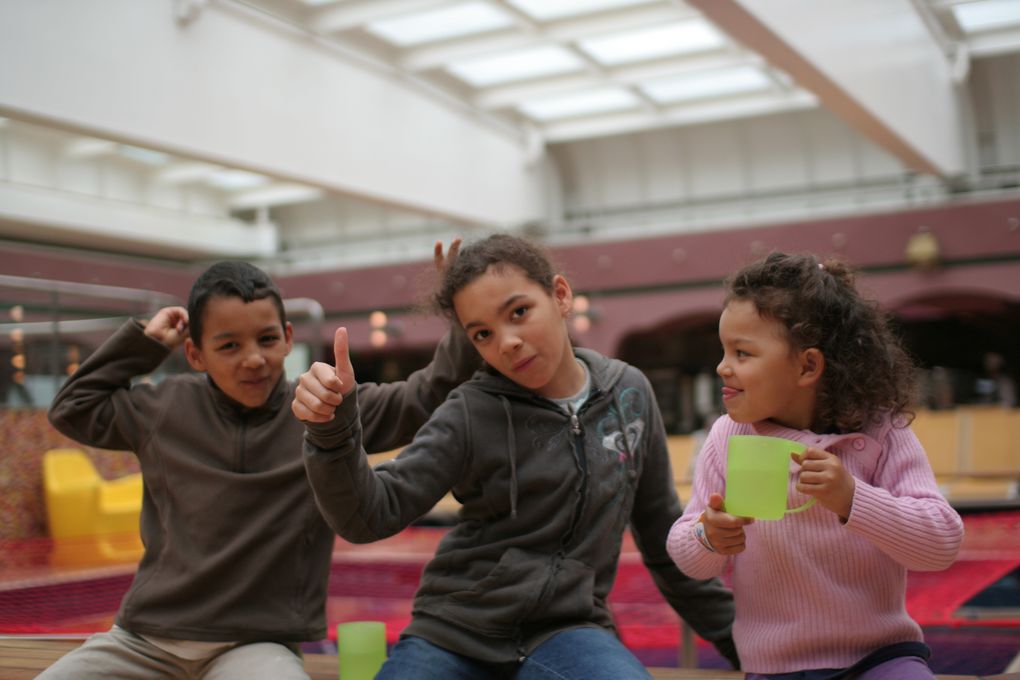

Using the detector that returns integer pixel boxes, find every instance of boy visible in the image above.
[41,252,476,679]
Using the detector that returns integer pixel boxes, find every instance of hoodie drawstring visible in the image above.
[613,392,635,469]
[499,395,519,519]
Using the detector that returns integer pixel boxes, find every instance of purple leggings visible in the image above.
[746,655,935,680]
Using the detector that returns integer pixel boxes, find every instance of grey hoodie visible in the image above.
[304,348,737,666]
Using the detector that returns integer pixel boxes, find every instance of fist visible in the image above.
[700,492,754,555]
[144,307,189,349]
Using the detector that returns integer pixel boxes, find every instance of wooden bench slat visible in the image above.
[0,637,1005,679]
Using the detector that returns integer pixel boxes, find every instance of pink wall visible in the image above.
[3,195,1018,356]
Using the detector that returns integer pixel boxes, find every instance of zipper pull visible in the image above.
[570,412,582,436]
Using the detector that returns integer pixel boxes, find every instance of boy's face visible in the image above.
[184,295,293,409]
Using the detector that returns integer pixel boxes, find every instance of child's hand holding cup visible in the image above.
[696,435,814,555]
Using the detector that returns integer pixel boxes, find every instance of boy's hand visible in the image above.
[143,306,189,349]
[701,492,754,555]
[793,447,855,520]
[292,327,357,423]
[434,237,461,272]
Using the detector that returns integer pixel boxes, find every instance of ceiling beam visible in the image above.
[967,24,1020,57]
[229,183,324,210]
[63,137,117,159]
[155,161,223,185]
[687,0,974,178]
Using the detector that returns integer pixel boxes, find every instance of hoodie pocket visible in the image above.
[431,547,595,636]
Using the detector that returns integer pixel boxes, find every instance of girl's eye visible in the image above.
[260,334,280,344]
[217,342,238,352]
[511,305,528,320]
[471,329,491,343]
[736,349,749,358]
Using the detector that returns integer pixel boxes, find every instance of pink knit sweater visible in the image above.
[666,415,963,674]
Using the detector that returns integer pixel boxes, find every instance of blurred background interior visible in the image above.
[1,0,1019,674]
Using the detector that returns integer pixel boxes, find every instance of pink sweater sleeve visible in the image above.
[666,425,731,579]
[844,425,963,571]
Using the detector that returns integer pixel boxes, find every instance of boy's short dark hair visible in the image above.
[187,261,286,347]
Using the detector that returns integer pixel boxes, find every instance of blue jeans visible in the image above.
[375,628,652,680]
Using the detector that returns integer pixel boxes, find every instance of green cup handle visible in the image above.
[786,497,816,515]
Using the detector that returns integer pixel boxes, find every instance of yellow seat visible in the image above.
[42,448,144,566]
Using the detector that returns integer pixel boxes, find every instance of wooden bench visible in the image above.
[2,636,1012,680]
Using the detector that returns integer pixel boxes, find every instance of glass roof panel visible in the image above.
[506,0,655,22]
[447,46,586,87]
[206,170,271,190]
[952,0,1020,32]
[518,88,640,121]
[640,66,772,103]
[578,20,725,65]
[118,145,170,166]
[366,2,515,47]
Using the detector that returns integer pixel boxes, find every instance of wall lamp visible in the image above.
[905,229,941,270]
[571,295,600,334]
[369,310,401,348]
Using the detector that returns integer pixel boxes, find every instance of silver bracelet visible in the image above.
[692,520,717,553]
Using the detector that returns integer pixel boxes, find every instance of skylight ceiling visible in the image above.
[937,0,1020,57]
[289,0,816,143]
[365,2,516,47]
[951,0,1020,33]
[264,0,1020,145]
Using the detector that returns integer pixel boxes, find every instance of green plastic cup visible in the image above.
[337,621,387,680]
[725,435,814,520]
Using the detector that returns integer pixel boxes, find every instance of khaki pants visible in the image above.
[35,626,310,680]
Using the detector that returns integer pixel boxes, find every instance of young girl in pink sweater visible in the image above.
[666,252,963,679]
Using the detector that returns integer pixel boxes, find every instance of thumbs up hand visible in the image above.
[292,327,357,423]
[332,327,356,397]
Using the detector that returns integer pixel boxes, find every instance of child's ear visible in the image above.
[552,274,573,316]
[283,321,294,356]
[798,347,825,387]
[184,337,206,372]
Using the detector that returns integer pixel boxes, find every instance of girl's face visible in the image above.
[716,299,819,430]
[454,265,581,399]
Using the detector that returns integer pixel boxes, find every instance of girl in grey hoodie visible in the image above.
[294,234,737,679]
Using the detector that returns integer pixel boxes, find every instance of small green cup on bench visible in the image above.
[337,621,387,680]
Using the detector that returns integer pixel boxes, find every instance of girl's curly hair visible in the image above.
[725,252,916,433]
[432,233,557,319]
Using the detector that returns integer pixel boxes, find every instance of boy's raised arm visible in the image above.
[48,311,178,453]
